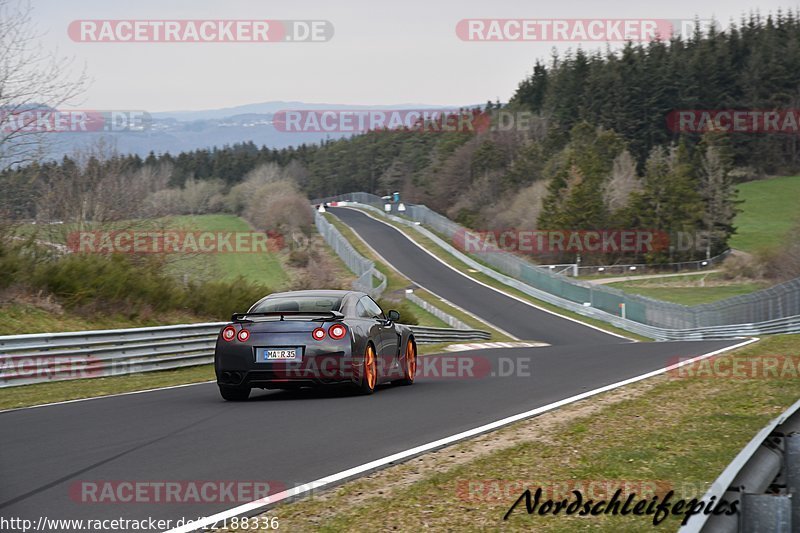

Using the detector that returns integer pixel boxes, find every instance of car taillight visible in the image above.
[222,326,236,342]
[328,324,347,340]
[237,329,250,342]
[312,327,326,341]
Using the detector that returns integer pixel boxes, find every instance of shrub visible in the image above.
[287,250,310,268]
[378,298,419,325]
[185,277,271,318]
[13,248,271,321]
[0,236,36,289]
[719,252,767,280]
[31,254,180,311]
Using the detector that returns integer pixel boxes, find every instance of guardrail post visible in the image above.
[784,435,800,531]
[740,493,791,532]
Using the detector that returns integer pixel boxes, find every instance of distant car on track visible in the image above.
[214,290,417,400]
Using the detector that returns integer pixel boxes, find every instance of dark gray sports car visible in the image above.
[214,290,417,400]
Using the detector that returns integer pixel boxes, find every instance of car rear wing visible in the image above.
[231,311,345,323]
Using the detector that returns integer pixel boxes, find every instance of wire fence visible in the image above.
[573,251,730,276]
[315,193,800,334]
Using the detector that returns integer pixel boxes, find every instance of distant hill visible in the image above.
[150,101,458,121]
[41,101,472,158]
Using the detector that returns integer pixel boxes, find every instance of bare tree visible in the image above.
[603,150,641,213]
[224,163,283,213]
[487,179,548,230]
[182,177,224,215]
[700,145,736,258]
[0,0,87,169]
[243,178,312,235]
[36,139,176,227]
[35,139,124,225]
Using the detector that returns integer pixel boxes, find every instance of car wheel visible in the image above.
[219,385,251,401]
[359,343,378,395]
[398,338,416,385]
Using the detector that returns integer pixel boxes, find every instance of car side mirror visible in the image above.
[387,310,400,323]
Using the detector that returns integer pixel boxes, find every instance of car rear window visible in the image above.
[252,296,343,313]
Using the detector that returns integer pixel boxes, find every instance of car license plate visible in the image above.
[259,348,300,362]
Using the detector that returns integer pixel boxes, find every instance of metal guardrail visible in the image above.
[681,398,800,533]
[0,322,224,387]
[318,194,800,340]
[408,325,490,343]
[573,251,730,277]
[0,323,491,388]
[315,208,386,298]
[406,292,470,330]
[534,253,729,278]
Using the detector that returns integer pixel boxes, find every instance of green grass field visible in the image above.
[17,214,289,289]
[579,175,800,303]
[16,214,289,286]
[161,214,288,286]
[729,175,800,253]
[1,214,290,336]
[607,273,769,305]
[0,302,204,335]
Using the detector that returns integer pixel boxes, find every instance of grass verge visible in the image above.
[15,214,290,286]
[261,334,800,532]
[0,364,214,411]
[729,175,800,253]
[0,302,207,335]
[607,272,769,305]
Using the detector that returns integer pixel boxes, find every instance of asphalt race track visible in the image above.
[0,207,743,529]
[329,207,622,346]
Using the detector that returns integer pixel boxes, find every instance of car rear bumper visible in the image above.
[215,350,360,388]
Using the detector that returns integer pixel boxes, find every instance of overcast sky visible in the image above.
[30,0,797,113]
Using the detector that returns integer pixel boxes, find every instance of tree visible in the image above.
[0,0,87,169]
[631,143,704,261]
[603,150,641,214]
[699,145,738,257]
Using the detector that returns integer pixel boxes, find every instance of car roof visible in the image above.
[247,290,372,314]
[263,289,364,299]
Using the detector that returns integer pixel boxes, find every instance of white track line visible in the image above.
[342,207,633,341]
[165,337,758,533]
[443,341,548,352]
